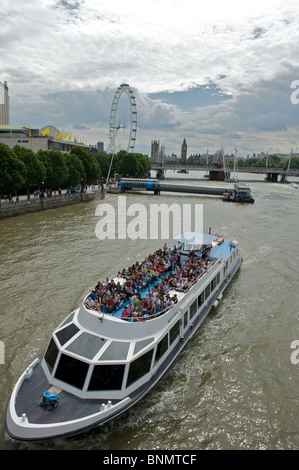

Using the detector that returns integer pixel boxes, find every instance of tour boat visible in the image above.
[5,232,242,441]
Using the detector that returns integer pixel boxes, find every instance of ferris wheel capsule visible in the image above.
[107,84,137,154]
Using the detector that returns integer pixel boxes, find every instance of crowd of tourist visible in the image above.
[84,242,215,322]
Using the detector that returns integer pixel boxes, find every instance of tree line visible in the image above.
[0,143,151,196]
[235,154,299,169]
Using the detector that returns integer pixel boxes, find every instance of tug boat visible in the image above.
[5,232,242,441]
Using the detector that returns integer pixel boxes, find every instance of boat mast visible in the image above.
[222,147,230,181]
[287,149,292,173]
[233,147,238,181]
[107,125,124,183]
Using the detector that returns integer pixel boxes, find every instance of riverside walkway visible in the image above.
[0,186,104,219]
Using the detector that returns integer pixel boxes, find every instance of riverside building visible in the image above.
[0,125,89,153]
[0,81,10,125]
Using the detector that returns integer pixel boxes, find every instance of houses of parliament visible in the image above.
[151,138,187,163]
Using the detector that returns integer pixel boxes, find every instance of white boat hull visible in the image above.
[6,234,242,441]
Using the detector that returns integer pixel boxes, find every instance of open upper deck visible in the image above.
[83,233,236,323]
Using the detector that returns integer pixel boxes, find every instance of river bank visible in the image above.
[0,188,105,219]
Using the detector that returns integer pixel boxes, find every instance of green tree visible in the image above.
[94,151,110,178]
[268,155,281,167]
[70,146,101,184]
[119,153,140,177]
[65,152,86,187]
[13,145,46,195]
[290,157,299,168]
[37,149,69,189]
[135,153,151,174]
[0,143,27,195]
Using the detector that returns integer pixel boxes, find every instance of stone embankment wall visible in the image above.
[0,191,104,219]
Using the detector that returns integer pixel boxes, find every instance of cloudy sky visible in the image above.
[1,0,299,157]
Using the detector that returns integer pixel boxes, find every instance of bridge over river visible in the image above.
[150,162,299,181]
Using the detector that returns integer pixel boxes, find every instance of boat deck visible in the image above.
[13,360,114,426]
[84,237,233,323]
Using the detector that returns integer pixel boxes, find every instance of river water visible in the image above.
[1,171,299,450]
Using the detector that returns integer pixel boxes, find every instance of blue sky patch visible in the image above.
[149,84,232,111]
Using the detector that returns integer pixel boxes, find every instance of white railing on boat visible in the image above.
[83,258,219,323]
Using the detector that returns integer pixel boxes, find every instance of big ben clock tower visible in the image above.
[181,138,187,162]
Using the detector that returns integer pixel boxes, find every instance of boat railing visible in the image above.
[83,255,218,322]
[121,263,217,322]
[124,296,180,322]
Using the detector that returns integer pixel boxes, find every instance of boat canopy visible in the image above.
[173,232,218,250]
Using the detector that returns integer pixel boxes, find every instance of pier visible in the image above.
[119,179,254,202]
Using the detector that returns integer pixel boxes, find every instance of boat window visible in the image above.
[100,341,130,361]
[134,338,154,355]
[170,320,180,345]
[59,311,75,329]
[204,283,211,300]
[155,334,168,364]
[198,292,203,308]
[211,276,216,291]
[44,337,59,373]
[55,323,79,346]
[183,311,188,328]
[127,349,153,387]
[66,332,106,360]
[88,364,125,391]
[190,299,197,319]
[216,272,220,285]
[54,353,89,389]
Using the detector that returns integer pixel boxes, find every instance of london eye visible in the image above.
[107,83,137,154]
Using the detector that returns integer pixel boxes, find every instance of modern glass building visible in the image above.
[0,81,10,125]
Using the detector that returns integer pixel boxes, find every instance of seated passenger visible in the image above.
[127,302,134,315]
[106,297,115,313]
[85,297,95,308]
[90,290,97,300]
[132,310,146,322]
[132,295,139,308]
[121,306,130,318]
[131,281,138,294]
